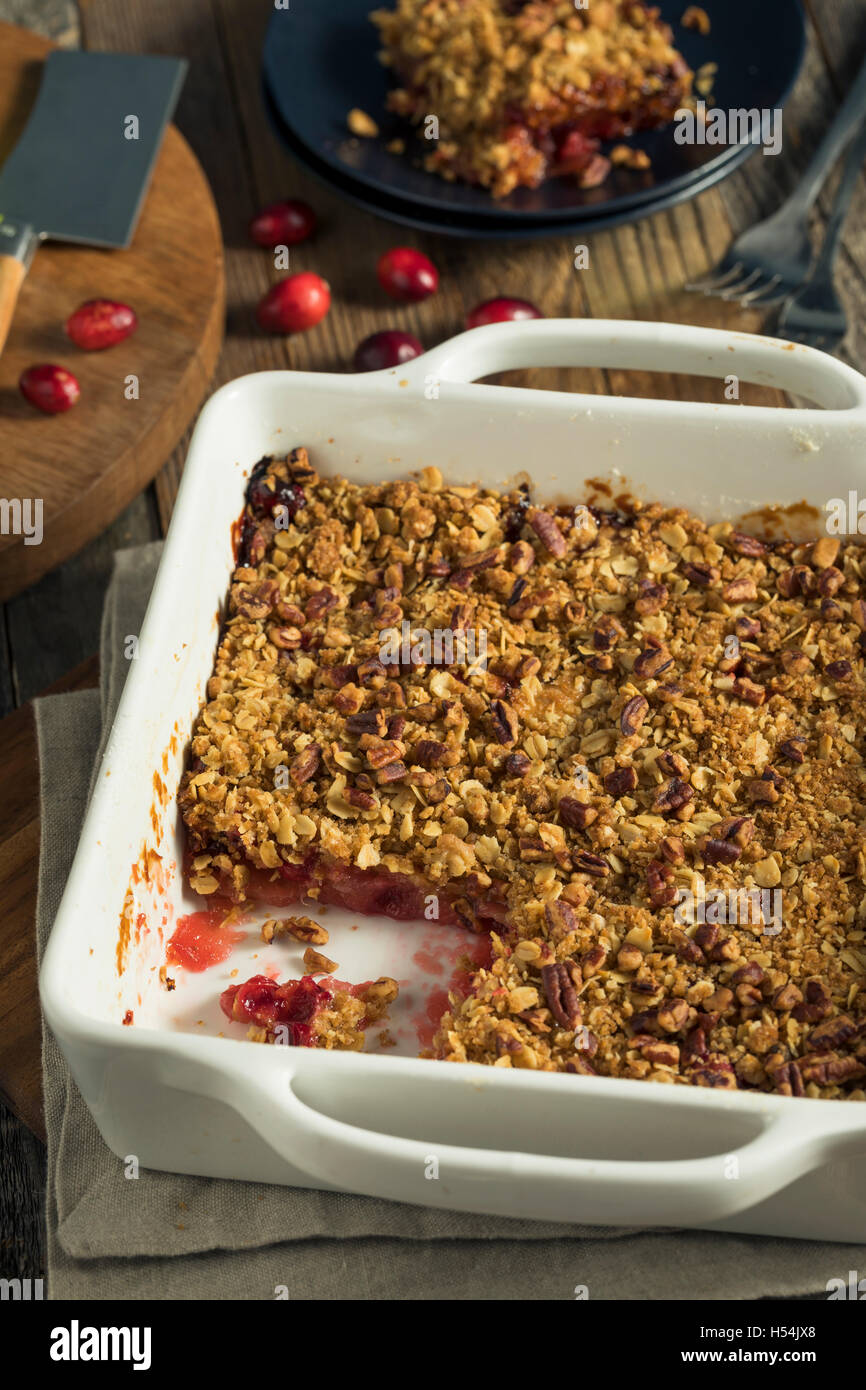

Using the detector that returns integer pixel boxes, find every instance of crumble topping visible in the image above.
[370,0,693,195]
[181,449,866,1097]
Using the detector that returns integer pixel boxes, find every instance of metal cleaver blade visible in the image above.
[0,49,187,353]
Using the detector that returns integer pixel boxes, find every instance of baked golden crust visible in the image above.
[181,450,866,1096]
[370,0,693,195]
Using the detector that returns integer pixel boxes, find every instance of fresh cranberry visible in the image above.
[19,364,80,414]
[249,199,316,247]
[466,297,543,329]
[257,272,331,333]
[377,246,439,303]
[65,299,137,350]
[353,330,423,372]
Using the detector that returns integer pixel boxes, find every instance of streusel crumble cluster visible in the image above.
[180,449,866,1098]
[370,0,694,195]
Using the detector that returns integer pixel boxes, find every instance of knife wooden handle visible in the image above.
[0,254,27,356]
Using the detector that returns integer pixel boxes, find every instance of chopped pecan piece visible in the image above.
[807,1013,858,1052]
[410,739,449,768]
[657,998,690,1033]
[715,816,755,847]
[771,982,803,1012]
[778,736,806,763]
[722,576,758,603]
[745,777,779,805]
[489,699,519,745]
[826,659,852,682]
[681,561,719,587]
[772,1060,805,1097]
[799,1054,866,1086]
[581,945,608,978]
[780,649,811,676]
[558,796,597,830]
[604,766,637,798]
[620,694,649,735]
[304,946,337,974]
[573,850,609,877]
[690,1061,737,1089]
[504,751,531,777]
[818,566,844,597]
[289,743,321,785]
[646,858,676,907]
[633,640,673,679]
[728,531,767,557]
[528,509,567,558]
[732,676,765,706]
[346,710,387,736]
[791,976,833,1024]
[656,749,689,777]
[262,915,328,946]
[545,900,577,940]
[652,778,694,815]
[641,1040,680,1067]
[593,615,626,651]
[634,579,668,616]
[541,960,582,1029]
[508,540,535,574]
[376,760,408,784]
[363,738,406,769]
[702,837,741,866]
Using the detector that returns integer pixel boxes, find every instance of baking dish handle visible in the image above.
[404,318,866,412]
[218,1059,866,1227]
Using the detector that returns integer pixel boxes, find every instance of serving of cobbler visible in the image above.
[369,0,695,196]
[178,448,866,1099]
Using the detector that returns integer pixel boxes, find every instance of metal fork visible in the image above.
[775,119,866,351]
[687,55,866,308]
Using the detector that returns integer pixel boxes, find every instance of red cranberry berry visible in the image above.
[466,297,543,329]
[19,364,80,414]
[377,246,439,303]
[256,272,331,333]
[249,199,317,248]
[353,330,423,372]
[65,299,137,350]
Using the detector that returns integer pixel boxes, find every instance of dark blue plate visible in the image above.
[262,0,805,225]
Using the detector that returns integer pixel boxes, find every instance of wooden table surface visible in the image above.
[2,0,866,1286]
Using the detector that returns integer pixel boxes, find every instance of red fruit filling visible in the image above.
[221,973,332,1046]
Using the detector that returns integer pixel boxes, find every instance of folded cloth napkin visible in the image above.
[35,543,859,1299]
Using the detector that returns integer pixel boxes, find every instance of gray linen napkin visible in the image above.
[35,543,859,1299]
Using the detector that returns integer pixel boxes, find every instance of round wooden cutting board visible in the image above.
[0,23,224,600]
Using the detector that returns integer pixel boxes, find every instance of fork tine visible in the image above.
[719,268,765,301]
[685,263,743,294]
[743,287,790,309]
[739,275,782,306]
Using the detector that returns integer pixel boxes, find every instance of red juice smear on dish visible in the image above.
[410,933,493,1047]
[167,909,246,971]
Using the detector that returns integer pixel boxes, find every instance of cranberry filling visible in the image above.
[221,973,333,1046]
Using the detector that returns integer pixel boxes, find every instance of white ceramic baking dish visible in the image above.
[41,319,866,1241]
